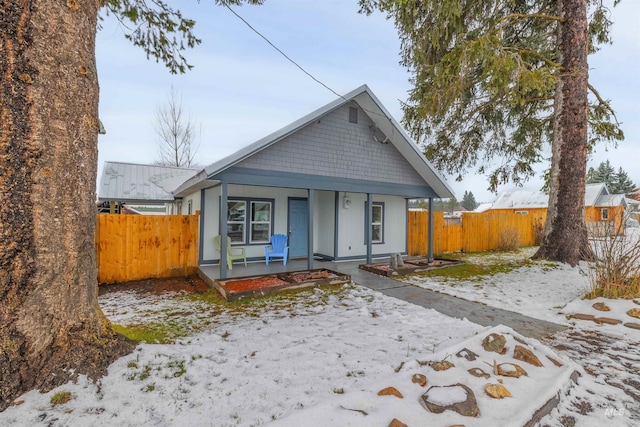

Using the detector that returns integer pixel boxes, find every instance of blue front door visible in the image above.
[288,199,308,258]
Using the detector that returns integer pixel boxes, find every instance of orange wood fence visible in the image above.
[408,211,547,256]
[95,213,199,284]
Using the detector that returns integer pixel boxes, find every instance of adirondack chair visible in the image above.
[214,235,247,270]
[265,234,289,266]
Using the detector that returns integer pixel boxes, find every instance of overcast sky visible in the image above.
[96,0,639,203]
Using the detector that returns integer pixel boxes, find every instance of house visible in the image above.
[487,183,627,235]
[99,85,454,278]
[98,162,199,214]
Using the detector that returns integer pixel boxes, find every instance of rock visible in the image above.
[420,383,479,417]
[624,322,640,330]
[595,317,622,325]
[569,313,595,321]
[513,345,543,367]
[627,308,640,319]
[467,368,490,379]
[633,299,640,306]
[412,374,427,387]
[388,419,407,427]
[456,348,479,361]
[431,360,455,371]
[485,383,512,399]
[497,363,528,378]
[592,302,610,311]
[482,333,506,353]
[378,387,403,398]
[546,356,564,367]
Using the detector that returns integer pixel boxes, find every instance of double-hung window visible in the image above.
[364,202,384,244]
[226,199,273,244]
[371,203,384,243]
[226,200,246,243]
[250,201,271,243]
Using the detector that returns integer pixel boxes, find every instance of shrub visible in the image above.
[497,226,519,252]
[588,230,640,299]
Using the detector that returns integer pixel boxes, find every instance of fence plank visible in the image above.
[408,211,547,256]
[95,214,199,284]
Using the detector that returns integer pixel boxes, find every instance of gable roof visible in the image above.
[174,85,453,198]
[491,189,549,210]
[98,161,199,203]
[585,183,608,207]
[490,183,626,210]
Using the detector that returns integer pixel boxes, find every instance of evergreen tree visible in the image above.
[612,167,635,195]
[461,191,479,211]
[359,0,623,266]
[586,160,635,194]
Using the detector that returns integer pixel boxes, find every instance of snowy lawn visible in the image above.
[400,246,592,324]
[0,284,484,426]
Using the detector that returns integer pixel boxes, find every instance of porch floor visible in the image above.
[197,258,567,340]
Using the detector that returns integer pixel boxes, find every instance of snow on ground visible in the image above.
[401,246,592,324]
[0,285,484,426]
[2,232,639,426]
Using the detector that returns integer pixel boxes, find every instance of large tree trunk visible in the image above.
[0,0,134,411]
[533,0,592,267]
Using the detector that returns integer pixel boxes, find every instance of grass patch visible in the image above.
[50,391,72,406]
[409,260,528,281]
[112,323,184,344]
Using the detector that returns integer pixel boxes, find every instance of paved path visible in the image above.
[333,262,567,340]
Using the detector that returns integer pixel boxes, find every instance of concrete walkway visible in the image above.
[198,258,567,340]
[333,262,567,340]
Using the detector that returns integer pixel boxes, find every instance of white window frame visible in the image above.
[226,200,247,244]
[601,208,609,220]
[371,203,384,244]
[249,201,272,244]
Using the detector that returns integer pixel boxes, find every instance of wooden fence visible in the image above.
[95,213,199,284]
[408,211,547,256]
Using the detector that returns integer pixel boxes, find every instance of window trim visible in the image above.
[601,208,609,221]
[225,197,275,245]
[249,201,272,244]
[364,201,385,245]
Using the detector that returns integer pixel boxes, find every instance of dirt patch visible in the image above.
[98,276,210,297]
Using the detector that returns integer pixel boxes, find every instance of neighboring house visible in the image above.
[98,162,200,214]
[98,85,454,277]
[487,183,627,235]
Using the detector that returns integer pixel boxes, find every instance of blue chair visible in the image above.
[265,234,289,266]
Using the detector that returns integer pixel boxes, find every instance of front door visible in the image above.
[288,198,308,258]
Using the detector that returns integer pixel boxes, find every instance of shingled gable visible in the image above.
[174,85,453,199]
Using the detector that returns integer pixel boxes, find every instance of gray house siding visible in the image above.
[235,104,426,186]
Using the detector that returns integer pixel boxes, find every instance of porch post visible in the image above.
[307,189,315,270]
[220,181,228,279]
[366,193,373,264]
[428,197,434,262]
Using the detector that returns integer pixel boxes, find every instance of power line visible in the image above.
[223,4,395,135]
[224,4,345,100]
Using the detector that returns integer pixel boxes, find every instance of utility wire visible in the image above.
[224,4,345,100]
[223,4,395,140]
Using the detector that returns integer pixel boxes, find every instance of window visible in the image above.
[601,208,609,220]
[364,202,384,244]
[250,201,271,243]
[227,200,246,243]
[187,200,193,215]
[226,198,273,244]
[371,203,383,243]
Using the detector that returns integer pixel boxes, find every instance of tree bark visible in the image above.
[0,0,134,411]
[533,0,592,266]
